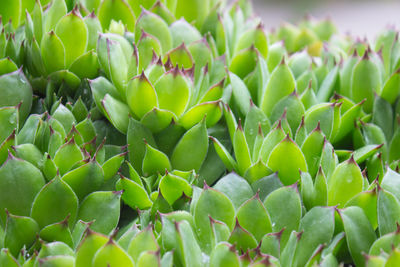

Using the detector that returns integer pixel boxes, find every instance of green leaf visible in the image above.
[229,46,258,79]
[209,242,240,267]
[294,207,335,267]
[115,175,152,210]
[264,185,301,248]
[0,248,20,267]
[92,239,134,267]
[377,187,400,236]
[142,143,171,176]
[259,121,286,163]
[41,31,65,75]
[267,135,307,185]
[98,0,135,32]
[69,50,100,79]
[127,118,157,175]
[260,60,295,117]
[126,72,158,119]
[154,67,190,117]
[233,121,252,175]
[31,175,78,229]
[380,69,400,104]
[228,219,258,252]
[75,230,108,267]
[194,186,235,253]
[62,159,104,201]
[101,94,130,134]
[159,172,192,205]
[135,10,172,53]
[381,168,400,200]
[39,217,73,247]
[0,155,45,225]
[340,206,376,267]
[244,103,270,153]
[53,138,84,175]
[236,193,272,242]
[78,191,121,235]
[0,58,18,76]
[4,212,39,257]
[270,92,305,134]
[141,108,177,133]
[229,72,252,117]
[171,119,208,172]
[0,69,32,122]
[351,54,381,113]
[127,226,159,262]
[327,157,363,208]
[0,106,18,145]
[333,99,364,144]
[301,125,325,177]
[44,0,67,32]
[55,10,88,67]
[213,173,254,210]
[179,101,223,130]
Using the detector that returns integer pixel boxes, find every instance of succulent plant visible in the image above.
[1,0,400,266]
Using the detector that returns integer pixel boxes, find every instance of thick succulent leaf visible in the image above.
[4,212,39,257]
[377,188,400,236]
[179,101,223,130]
[39,218,74,247]
[194,186,235,253]
[0,69,32,122]
[244,103,270,153]
[270,92,305,134]
[228,220,258,252]
[159,172,192,205]
[41,31,65,74]
[351,55,381,113]
[53,138,84,175]
[142,143,171,176]
[62,160,104,201]
[126,73,158,119]
[69,50,100,79]
[236,193,272,241]
[230,46,258,79]
[294,206,335,267]
[209,242,240,267]
[264,185,302,248]
[380,70,400,104]
[0,155,45,225]
[78,191,121,235]
[115,176,152,210]
[31,175,78,229]
[75,231,108,267]
[229,72,252,117]
[141,108,177,134]
[127,118,157,175]
[92,239,134,267]
[101,94,130,134]
[233,122,252,175]
[213,172,254,210]
[135,10,172,53]
[127,225,159,262]
[0,106,18,145]
[267,136,307,185]
[327,157,363,208]
[340,206,376,267]
[171,119,208,172]
[55,10,88,67]
[98,0,136,31]
[260,60,295,117]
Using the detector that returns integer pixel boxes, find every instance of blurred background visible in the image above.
[252,0,400,40]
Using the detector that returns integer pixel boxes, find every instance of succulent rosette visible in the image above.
[1,0,400,266]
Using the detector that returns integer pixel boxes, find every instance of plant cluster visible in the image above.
[0,0,400,266]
